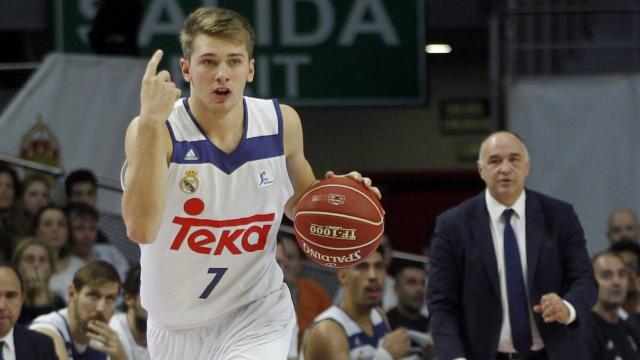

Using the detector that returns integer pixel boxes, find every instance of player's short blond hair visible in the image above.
[180,7,256,60]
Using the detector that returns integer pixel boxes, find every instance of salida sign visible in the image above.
[54,0,426,106]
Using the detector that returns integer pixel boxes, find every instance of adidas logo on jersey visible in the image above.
[184,149,198,161]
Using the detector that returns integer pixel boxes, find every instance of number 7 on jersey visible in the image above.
[199,267,227,299]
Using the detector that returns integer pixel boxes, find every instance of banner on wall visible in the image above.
[0,53,147,189]
[53,0,427,106]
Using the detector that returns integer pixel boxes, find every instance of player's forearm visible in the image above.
[122,122,168,244]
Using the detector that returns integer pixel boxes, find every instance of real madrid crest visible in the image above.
[180,169,199,194]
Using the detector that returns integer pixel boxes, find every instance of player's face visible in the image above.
[22,180,50,215]
[36,208,69,252]
[70,182,97,207]
[69,214,98,258]
[0,173,15,210]
[70,282,120,333]
[181,34,255,113]
[594,255,628,308]
[344,252,386,308]
[477,133,530,207]
[0,268,23,338]
[396,267,427,312]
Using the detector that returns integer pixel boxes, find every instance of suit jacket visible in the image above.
[14,324,58,360]
[427,190,596,360]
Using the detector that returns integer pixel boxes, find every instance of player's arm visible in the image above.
[281,104,317,220]
[32,327,69,360]
[121,50,179,244]
[303,320,350,360]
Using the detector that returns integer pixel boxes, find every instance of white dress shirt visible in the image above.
[0,327,16,360]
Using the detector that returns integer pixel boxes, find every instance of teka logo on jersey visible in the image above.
[169,198,274,255]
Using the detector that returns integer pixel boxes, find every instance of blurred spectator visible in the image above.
[0,164,21,259]
[11,238,65,324]
[276,231,331,348]
[586,252,640,359]
[33,205,84,302]
[110,264,149,360]
[301,247,411,360]
[0,261,57,359]
[30,261,127,360]
[609,240,640,314]
[334,234,398,311]
[386,260,435,360]
[65,202,129,281]
[65,169,111,244]
[607,208,640,244]
[15,175,51,237]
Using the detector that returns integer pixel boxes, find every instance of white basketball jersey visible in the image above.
[139,96,293,329]
[301,306,390,360]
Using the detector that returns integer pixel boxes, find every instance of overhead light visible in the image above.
[425,44,452,54]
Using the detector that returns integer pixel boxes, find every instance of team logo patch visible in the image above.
[180,169,200,194]
[258,170,274,188]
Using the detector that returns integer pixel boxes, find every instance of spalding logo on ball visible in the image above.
[294,176,384,268]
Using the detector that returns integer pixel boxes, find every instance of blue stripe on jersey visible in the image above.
[169,98,284,174]
[346,322,389,350]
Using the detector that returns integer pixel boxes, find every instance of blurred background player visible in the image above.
[301,246,411,360]
[110,264,149,360]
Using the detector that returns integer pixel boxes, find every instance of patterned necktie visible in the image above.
[503,209,532,354]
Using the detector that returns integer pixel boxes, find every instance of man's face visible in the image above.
[617,250,640,301]
[69,281,120,334]
[180,34,255,114]
[124,293,148,333]
[70,182,97,207]
[477,133,530,206]
[23,180,50,215]
[594,254,628,309]
[0,267,23,338]
[608,211,640,243]
[395,267,427,313]
[69,214,98,258]
[340,252,386,308]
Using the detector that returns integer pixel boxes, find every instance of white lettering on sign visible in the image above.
[280,0,334,46]
[138,0,186,47]
[338,0,399,46]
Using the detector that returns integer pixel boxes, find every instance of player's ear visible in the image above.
[337,269,348,285]
[180,58,191,82]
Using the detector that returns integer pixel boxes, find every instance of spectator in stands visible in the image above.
[30,261,127,360]
[334,234,398,311]
[0,261,57,359]
[110,264,149,360]
[276,231,331,346]
[11,238,65,324]
[609,240,640,333]
[15,174,51,237]
[65,202,129,280]
[607,208,640,244]
[33,205,84,302]
[66,169,115,244]
[387,260,434,359]
[301,246,411,360]
[586,251,640,359]
[0,164,21,259]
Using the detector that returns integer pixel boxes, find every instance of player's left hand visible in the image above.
[532,292,570,324]
[325,171,381,199]
[87,319,127,360]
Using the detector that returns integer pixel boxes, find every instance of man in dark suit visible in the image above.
[0,262,57,359]
[427,131,596,360]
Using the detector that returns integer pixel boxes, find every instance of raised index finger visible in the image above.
[144,49,164,78]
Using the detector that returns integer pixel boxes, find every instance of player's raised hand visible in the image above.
[140,49,181,123]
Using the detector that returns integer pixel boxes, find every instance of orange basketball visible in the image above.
[294,176,384,268]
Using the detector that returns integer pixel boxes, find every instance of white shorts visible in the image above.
[147,284,296,360]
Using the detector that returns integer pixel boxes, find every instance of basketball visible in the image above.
[294,176,385,268]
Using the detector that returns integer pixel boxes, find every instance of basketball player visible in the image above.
[300,247,411,360]
[121,6,380,359]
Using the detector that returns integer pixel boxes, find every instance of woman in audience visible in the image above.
[0,164,21,259]
[16,174,52,237]
[12,238,66,324]
[33,204,84,301]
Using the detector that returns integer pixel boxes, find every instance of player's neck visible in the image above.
[188,96,245,153]
[593,302,620,324]
[127,311,147,346]
[341,300,374,334]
